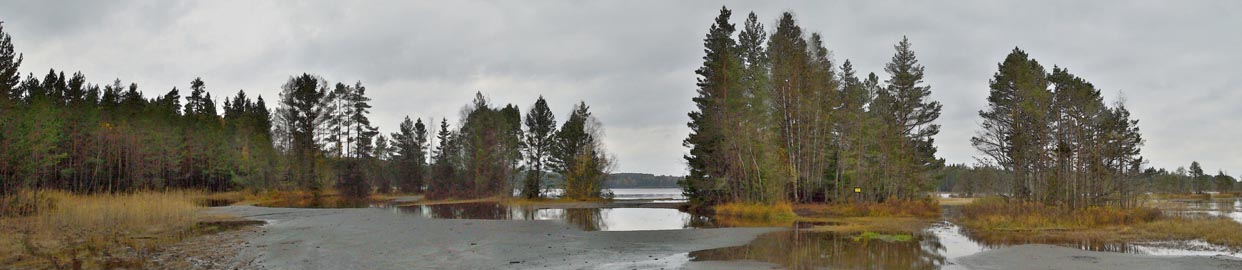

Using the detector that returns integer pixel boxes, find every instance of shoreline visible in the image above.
[199,204,1242,270]
[210,205,780,270]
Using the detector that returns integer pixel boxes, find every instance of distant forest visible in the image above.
[0,22,615,208]
[605,173,682,189]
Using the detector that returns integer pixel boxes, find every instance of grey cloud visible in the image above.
[1,0,1240,175]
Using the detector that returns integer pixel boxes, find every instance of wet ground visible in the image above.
[397,200,1242,268]
[228,191,1242,269]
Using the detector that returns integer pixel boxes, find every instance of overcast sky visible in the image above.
[1,1,1239,176]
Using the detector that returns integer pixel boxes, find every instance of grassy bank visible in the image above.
[0,190,212,269]
[959,197,1242,248]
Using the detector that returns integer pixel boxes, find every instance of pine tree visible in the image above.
[973,48,1049,201]
[276,74,328,192]
[521,96,557,199]
[428,118,457,198]
[392,116,428,193]
[881,36,943,198]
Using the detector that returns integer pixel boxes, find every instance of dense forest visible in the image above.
[682,7,945,206]
[0,22,613,214]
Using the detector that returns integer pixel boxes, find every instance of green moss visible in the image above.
[853,231,913,242]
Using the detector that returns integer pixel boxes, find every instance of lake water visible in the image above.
[516,188,686,201]
[1172,198,1242,223]
[396,202,713,231]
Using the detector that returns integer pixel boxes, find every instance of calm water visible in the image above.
[396,202,714,231]
[1172,198,1242,223]
[517,188,686,201]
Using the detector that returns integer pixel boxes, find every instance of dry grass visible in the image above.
[713,202,796,221]
[798,216,931,234]
[960,197,1161,231]
[796,199,940,219]
[959,197,1242,249]
[937,197,976,206]
[1,190,208,269]
[1140,217,1242,248]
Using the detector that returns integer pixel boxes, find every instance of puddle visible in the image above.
[395,202,715,231]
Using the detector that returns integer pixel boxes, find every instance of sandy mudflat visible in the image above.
[956,244,1242,270]
[210,205,1242,270]
[212,205,779,270]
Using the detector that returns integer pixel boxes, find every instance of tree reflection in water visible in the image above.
[397,203,611,231]
[689,229,948,270]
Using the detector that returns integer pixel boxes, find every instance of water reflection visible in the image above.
[689,229,949,270]
[255,195,377,208]
[1172,198,1242,223]
[686,206,1241,270]
[395,202,712,231]
[511,188,687,201]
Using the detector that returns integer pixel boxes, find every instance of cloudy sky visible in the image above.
[1,1,1239,176]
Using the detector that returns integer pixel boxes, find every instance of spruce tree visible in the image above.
[521,96,556,199]
[682,6,737,205]
[0,22,22,102]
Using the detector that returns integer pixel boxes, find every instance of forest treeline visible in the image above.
[605,173,682,189]
[0,22,613,210]
[682,7,945,206]
[940,161,1240,198]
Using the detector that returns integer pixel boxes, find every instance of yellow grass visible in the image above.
[799,216,931,234]
[1,190,208,269]
[937,197,976,206]
[714,202,796,220]
[1140,217,1242,248]
[960,197,1161,231]
[797,199,941,219]
[959,197,1242,249]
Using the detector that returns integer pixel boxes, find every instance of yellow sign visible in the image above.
[853,187,861,193]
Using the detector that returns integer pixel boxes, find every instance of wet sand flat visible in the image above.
[212,205,1242,270]
[212,206,779,270]
[957,244,1242,270]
